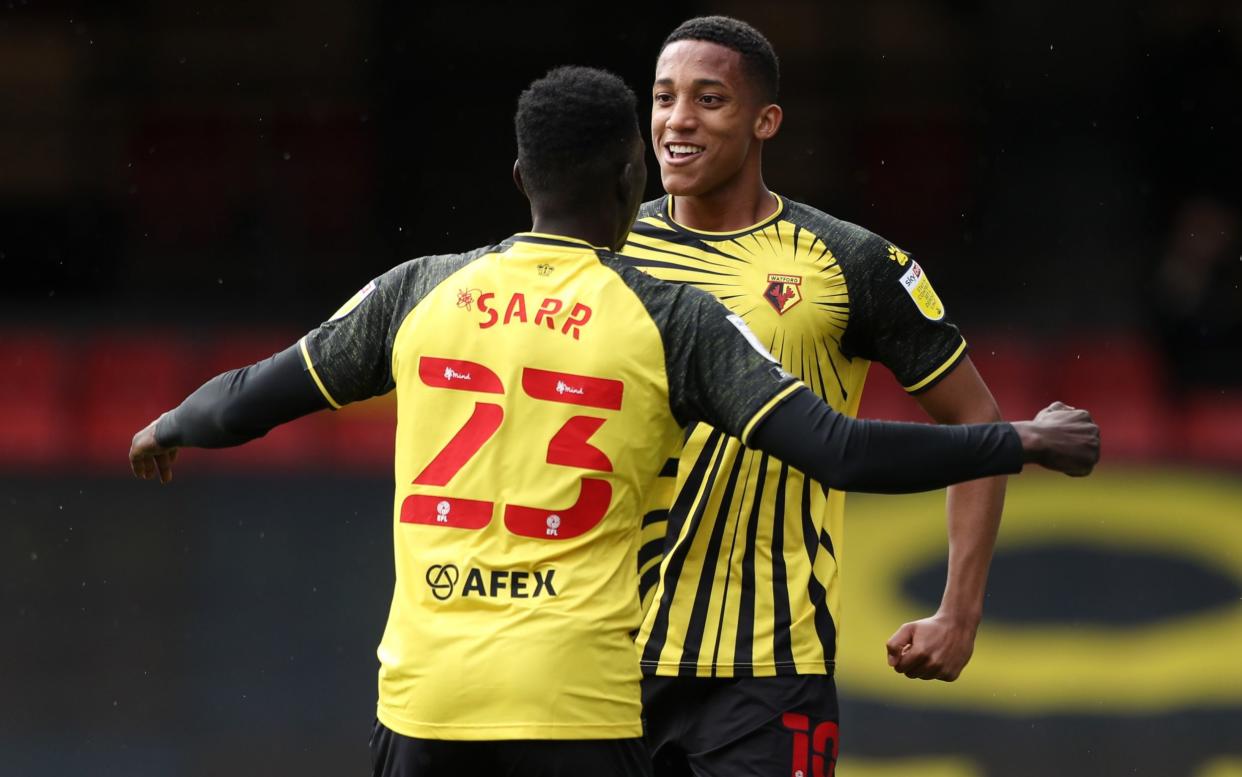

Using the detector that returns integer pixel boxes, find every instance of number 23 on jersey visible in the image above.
[399,355,624,541]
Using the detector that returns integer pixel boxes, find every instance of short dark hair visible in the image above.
[662,16,780,102]
[514,66,638,200]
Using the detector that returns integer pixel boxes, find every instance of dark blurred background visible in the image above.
[1,1,1239,776]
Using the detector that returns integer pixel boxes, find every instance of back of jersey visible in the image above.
[301,231,798,740]
[386,234,698,739]
[304,233,683,740]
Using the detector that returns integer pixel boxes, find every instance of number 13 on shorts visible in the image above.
[400,355,624,540]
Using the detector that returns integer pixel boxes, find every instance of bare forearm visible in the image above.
[888,357,1097,679]
[914,356,1007,626]
[939,475,1006,625]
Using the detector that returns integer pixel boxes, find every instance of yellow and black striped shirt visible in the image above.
[623,196,966,677]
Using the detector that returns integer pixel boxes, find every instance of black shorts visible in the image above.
[641,674,839,777]
[368,718,653,777]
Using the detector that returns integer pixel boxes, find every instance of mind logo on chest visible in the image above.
[763,273,803,315]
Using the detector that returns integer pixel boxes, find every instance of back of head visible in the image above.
[515,66,639,203]
[662,16,780,102]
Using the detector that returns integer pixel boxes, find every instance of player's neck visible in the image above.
[528,214,617,252]
[669,178,778,234]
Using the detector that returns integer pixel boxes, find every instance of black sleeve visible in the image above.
[154,344,330,449]
[840,238,966,394]
[663,284,800,437]
[750,387,1022,494]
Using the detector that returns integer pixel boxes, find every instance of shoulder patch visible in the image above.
[898,262,945,321]
[329,279,378,321]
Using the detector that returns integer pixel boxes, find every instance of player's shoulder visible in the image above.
[381,241,504,288]
[597,248,706,313]
[348,241,506,319]
[780,197,917,278]
[404,241,504,276]
[781,199,895,256]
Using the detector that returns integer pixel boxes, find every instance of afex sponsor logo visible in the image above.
[425,564,558,601]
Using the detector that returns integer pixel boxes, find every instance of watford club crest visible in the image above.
[763,273,803,315]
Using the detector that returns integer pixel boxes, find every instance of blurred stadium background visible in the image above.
[1,1,1239,775]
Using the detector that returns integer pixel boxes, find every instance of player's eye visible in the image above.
[653,93,674,106]
[699,94,723,106]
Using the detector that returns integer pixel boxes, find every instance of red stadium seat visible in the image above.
[856,364,926,422]
[0,331,69,468]
[1051,334,1168,460]
[80,333,197,471]
[1183,389,1242,465]
[967,335,1050,418]
[858,337,1048,423]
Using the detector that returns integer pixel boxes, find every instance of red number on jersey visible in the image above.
[401,358,623,540]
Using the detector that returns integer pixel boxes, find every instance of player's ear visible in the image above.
[611,157,646,251]
[754,103,783,141]
[618,159,646,215]
[617,161,640,202]
[513,160,527,197]
[616,135,647,207]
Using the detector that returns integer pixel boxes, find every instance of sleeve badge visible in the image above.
[898,262,945,321]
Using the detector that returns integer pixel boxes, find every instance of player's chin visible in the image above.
[659,170,709,198]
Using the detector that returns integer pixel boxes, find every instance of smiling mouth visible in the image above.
[665,143,705,160]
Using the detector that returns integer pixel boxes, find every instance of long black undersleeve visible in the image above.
[749,387,1023,494]
[155,343,330,448]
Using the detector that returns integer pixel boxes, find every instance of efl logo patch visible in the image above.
[898,262,945,321]
[763,273,803,315]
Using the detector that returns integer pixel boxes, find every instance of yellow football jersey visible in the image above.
[300,233,799,738]
[623,196,966,677]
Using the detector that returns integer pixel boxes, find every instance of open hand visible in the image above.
[129,416,179,483]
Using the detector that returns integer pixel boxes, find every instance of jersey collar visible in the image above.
[511,232,610,252]
[662,194,786,239]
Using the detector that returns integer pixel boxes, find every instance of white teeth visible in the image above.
[668,144,704,154]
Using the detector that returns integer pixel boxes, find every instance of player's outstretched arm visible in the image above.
[669,286,1099,491]
[128,343,331,483]
[748,389,1100,493]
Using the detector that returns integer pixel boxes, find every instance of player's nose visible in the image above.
[665,100,698,132]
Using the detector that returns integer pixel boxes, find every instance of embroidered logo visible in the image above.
[763,273,803,315]
[537,264,554,276]
[887,245,910,266]
[456,288,481,310]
